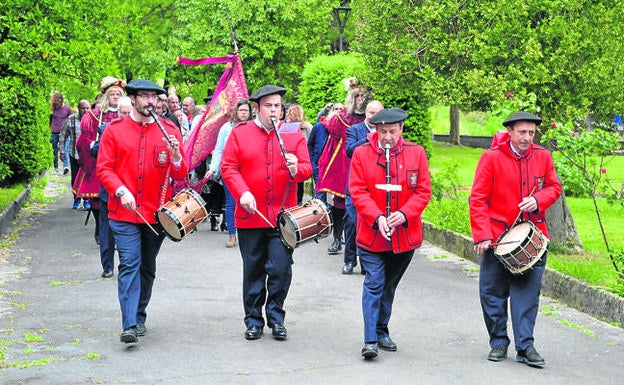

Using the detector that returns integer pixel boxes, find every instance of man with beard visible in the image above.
[97,79,188,344]
[317,86,374,255]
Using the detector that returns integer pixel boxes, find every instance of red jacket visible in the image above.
[349,133,432,253]
[221,120,312,229]
[469,133,562,244]
[96,115,188,224]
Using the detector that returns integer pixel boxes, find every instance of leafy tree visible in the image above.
[352,0,433,153]
[161,0,338,100]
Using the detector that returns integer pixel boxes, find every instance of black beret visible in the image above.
[369,108,408,125]
[125,79,166,96]
[249,85,287,102]
[502,111,542,127]
[203,94,213,103]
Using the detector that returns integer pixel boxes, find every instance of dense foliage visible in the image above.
[2,0,624,184]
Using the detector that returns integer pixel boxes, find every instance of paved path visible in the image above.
[1,173,623,384]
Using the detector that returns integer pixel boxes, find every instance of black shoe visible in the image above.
[245,325,263,340]
[101,270,113,278]
[327,239,342,254]
[378,336,397,351]
[488,345,508,362]
[516,345,545,367]
[94,234,100,245]
[272,324,287,340]
[210,216,219,231]
[361,343,378,359]
[136,323,147,337]
[120,327,138,343]
[342,263,354,274]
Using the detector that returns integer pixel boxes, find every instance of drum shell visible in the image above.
[278,199,332,249]
[156,188,209,241]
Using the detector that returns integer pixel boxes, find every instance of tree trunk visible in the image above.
[546,194,583,250]
[449,104,461,145]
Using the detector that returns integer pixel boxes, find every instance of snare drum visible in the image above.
[494,221,549,274]
[278,199,332,249]
[156,188,209,241]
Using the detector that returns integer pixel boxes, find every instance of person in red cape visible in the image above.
[349,108,432,359]
[470,111,561,367]
[74,77,126,244]
[317,86,374,255]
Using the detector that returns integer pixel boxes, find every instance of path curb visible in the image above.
[0,184,31,237]
[423,222,624,328]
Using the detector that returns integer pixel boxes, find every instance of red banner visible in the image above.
[178,53,249,172]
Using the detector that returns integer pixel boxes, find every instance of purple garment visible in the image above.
[50,105,72,133]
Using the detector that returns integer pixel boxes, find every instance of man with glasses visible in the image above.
[97,79,188,344]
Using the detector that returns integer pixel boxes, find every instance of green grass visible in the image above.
[0,183,26,211]
[428,143,483,186]
[566,197,624,254]
[430,105,504,136]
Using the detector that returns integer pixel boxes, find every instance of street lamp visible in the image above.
[333,5,351,52]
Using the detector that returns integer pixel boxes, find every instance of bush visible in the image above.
[298,53,368,120]
[0,76,51,186]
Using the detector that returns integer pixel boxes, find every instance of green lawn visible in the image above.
[430,105,504,136]
[0,183,26,210]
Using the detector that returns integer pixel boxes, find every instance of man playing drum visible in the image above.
[97,79,188,344]
[470,111,562,367]
[221,85,312,341]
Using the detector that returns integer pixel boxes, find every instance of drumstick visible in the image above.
[512,185,537,225]
[133,209,160,235]
[255,209,275,228]
[488,240,521,248]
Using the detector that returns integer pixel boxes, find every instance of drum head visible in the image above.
[278,212,299,249]
[495,222,532,256]
[157,209,183,241]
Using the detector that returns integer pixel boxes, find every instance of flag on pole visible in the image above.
[177,53,249,174]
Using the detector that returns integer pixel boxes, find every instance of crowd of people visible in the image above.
[48,76,560,367]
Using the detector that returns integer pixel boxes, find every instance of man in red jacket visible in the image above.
[97,79,187,344]
[349,108,432,359]
[221,85,312,341]
[470,111,561,367]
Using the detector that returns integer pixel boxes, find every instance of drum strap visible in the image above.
[159,168,170,207]
[279,179,291,213]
